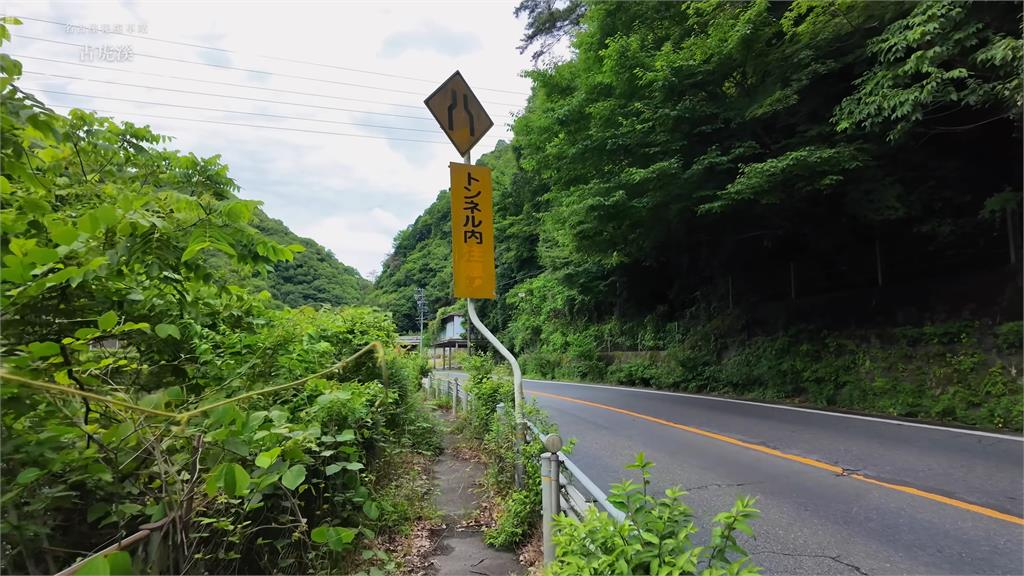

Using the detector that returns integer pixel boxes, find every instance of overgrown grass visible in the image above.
[449,355,557,552]
[519,320,1023,431]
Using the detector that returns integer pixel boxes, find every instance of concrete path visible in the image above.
[427,433,522,576]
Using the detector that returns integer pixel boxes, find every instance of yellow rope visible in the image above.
[0,341,387,422]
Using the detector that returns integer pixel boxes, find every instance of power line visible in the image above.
[16,35,525,108]
[13,54,427,111]
[27,88,444,133]
[16,15,531,96]
[45,104,507,146]
[22,71,435,121]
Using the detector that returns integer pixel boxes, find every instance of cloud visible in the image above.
[8,0,532,276]
[296,209,405,277]
[379,24,481,59]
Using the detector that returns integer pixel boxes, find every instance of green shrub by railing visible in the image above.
[548,453,761,576]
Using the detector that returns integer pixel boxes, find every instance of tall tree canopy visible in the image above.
[376,0,1022,346]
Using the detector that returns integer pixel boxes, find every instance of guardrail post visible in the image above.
[550,452,562,518]
[540,434,563,566]
[540,451,555,566]
[452,379,458,416]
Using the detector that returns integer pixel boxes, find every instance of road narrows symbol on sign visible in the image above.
[425,71,494,156]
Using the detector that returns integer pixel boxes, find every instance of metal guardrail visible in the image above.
[524,418,625,563]
[525,420,626,524]
[422,374,470,414]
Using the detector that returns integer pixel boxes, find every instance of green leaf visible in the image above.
[87,503,109,522]
[117,322,151,334]
[335,429,356,442]
[27,341,61,358]
[205,463,250,497]
[154,323,181,339]
[181,240,211,262]
[21,197,50,216]
[97,311,118,331]
[92,205,120,228]
[324,463,343,476]
[118,503,143,516]
[77,555,110,576]
[342,461,365,471]
[362,500,380,520]
[74,327,100,340]
[15,467,43,484]
[26,246,59,265]
[310,526,330,543]
[8,238,34,257]
[734,521,754,538]
[281,464,306,490]
[254,447,281,469]
[105,552,133,575]
[222,463,250,497]
[311,526,357,551]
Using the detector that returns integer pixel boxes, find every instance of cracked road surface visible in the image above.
[440,372,1023,575]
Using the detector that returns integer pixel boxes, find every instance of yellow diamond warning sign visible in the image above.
[425,71,494,157]
[450,162,496,299]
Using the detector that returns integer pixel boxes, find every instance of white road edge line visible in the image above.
[436,371,1022,441]
[522,377,1023,441]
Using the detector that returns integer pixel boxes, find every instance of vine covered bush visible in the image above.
[0,25,437,575]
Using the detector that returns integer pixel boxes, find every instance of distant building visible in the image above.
[433,313,471,369]
[397,335,422,350]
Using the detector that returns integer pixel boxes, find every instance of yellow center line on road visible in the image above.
[528,389,1024,526]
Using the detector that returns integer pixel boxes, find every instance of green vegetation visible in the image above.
[549,453,761,576]
[456,358,763,569]
[451,355,547,551]
[252,213,369,309]
[520,319,1023,430]
[373,1,1023,430]
[0,26,437,575]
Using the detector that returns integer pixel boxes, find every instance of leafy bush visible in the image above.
[483,482,541,550]
[521,351,562,379]
[994,321,1022,353]
[462,354,515,439]
[520,311,1022,431]
[481,404,550,550]
[0,39,438,575]
[548,453,761,576]
[608,359,661,387]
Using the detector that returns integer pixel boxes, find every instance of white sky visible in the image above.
[3,0,535,278]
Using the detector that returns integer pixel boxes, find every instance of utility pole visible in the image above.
[414,287,427,354]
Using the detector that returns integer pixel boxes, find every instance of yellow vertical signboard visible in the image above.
[450,162,496,299]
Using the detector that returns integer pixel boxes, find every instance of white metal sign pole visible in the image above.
[462,150,527,487]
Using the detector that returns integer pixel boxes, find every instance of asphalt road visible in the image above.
[438,372,1024,575]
